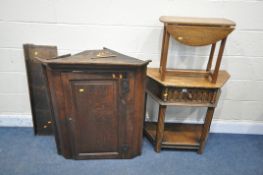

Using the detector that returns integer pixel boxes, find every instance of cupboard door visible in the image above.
[62,73,122,159]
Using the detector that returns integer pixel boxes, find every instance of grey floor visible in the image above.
[0,127,263,175]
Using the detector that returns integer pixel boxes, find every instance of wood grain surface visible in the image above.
[160,16,236,27]
[37,48,151,67]
[147,68,230,88]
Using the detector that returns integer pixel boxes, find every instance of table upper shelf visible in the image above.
[147,68,230,88]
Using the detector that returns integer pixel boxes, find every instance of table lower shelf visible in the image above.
[144,122,203,150]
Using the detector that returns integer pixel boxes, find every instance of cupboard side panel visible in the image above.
[46,68,73,158]
[117,71,135,158]
[132,67,147,156]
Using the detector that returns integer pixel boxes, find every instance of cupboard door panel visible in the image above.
[73,80,118,154]
[63,74,121,158]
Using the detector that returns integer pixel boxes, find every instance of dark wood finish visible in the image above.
[23,44,58,135]
[158,16,235,82]
[37,47,150,67]
[144,68,228,153]
[62,73,120,158]
[143,93,148,123]
[38,47,150,159]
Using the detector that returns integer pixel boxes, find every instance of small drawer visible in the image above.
[161,87,218,104]
[146,76,220,106]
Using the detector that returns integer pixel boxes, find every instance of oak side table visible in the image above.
[144,16,235,154]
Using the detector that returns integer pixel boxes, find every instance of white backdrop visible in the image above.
[0,0,262,133]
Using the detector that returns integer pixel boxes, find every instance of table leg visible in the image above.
[198,107,215,154]
[143,93,148,127]
[160,29,170,81]
[206,43,216,72]
[155,105,167,152]
[159,25,166,73]
[212,37,227,83]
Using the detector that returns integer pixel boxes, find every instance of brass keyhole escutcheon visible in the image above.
[112,73,116,79]
[119,74,123,79]
[34,51,38,56]
[79,88,84,93]
[178,36,183,40]
[162,88,169,101]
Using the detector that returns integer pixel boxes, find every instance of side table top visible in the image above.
[160,16,236,27]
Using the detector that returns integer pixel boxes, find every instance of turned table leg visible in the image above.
[198,107,215,154]
[155,105,167,152]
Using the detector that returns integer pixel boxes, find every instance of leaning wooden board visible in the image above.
[23,44,58,135]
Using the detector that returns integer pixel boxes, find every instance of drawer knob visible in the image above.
[112,73,116,79]
[79,88,84,93]
[162,88,169,101]
[188,93,193,100]
[182,89,187,93]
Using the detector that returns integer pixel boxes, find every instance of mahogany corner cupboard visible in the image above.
[37,47,150,159]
